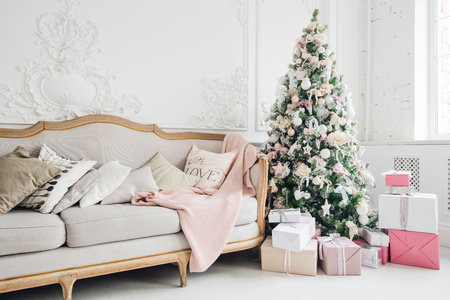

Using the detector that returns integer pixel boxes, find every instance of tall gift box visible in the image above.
[378,193,438,234]
[389,229,440,270]
[272,216,315,252]
[317,237,361,276]
[261,236,318,276]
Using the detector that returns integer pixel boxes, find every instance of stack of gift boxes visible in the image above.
[261,208,364,276]
[378,171,440,270]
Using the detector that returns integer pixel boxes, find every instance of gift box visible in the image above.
[272,216,315,252]
[317,236,361,276]
[378,193,438,234]
[382,170,411,187]
[362,228,389,247]
[360,244,382,269]
[268,208,301,223]
[261,236,318,276]
[389,229,440,270]
[354,239,389,264]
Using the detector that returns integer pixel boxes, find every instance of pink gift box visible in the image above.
[385,174,410,187]
[317,237,361,276]
[354,239,389,265]
[390,229,440,270]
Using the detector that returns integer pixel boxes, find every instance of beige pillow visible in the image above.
[0,146,61,214]
[184,145,237,195]
[144,152,200,190]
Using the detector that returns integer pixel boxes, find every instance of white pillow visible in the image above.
[79,161,131,208]
[20,144,97,214]
[100,167,159,205]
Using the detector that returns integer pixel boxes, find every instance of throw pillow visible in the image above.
[51,169,101,214]
[20,144,97,213]
[184,145,237,195]
[143,152,200,190]
[0,146,61,214]
[79,161,131,208]
[100,167,159,205]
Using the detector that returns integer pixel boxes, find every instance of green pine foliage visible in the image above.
[262,9,377,239]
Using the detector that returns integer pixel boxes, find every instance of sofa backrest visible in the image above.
[0,114,225,171]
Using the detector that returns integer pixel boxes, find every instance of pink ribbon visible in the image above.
[400,195,409,231]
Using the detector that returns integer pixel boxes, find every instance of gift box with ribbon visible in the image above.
[317,236,361,276]
[261,236,318,276]
[272,216,315,252]
[360,244,382,269]
[362,228,389,247]
[378,193,438,234]
[382,170,411,187]
[268,208,302,223]
[354,238,389,265]
[390,229,440,270]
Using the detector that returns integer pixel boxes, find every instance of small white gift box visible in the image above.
[272,216,315,252]
[268,208,301,223]
[362,228,389,247]
[360,245,382,269]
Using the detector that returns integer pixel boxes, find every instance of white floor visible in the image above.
[1,246,449,300]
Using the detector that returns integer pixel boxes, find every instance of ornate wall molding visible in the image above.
[190,0,249,130]
[190,68,248,129]
[0,0,142,122]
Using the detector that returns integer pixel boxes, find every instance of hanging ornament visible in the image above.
[318,46,325,53]
[303,144,312,155]
[293,116,303,126]
[294,190,303,200]
[322,199,331,216]
[301,78,311,90]
[320,148,330,159]
[312,176,322,185]
[292,95,300,103]
[356,202,369,216]
[358,214,369,225]
[288,128,295,136]
[318,124,327,133]
[317,98,325,106]
[325,95,333,105]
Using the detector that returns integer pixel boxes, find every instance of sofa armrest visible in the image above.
[255,155,269,236]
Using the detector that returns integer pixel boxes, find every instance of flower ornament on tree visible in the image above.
[262,9,377,239]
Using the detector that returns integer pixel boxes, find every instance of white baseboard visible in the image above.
[439,225,450,248]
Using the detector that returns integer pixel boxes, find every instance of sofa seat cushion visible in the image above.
[61,204,181,247]
[0,208,66,256]
[61,196,258,248]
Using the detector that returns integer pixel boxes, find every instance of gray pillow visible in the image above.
[51,169,101,214]
[0,146,61,214]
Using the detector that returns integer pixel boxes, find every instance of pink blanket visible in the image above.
[131,133,257,272]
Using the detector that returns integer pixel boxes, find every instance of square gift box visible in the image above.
[268,208,301,223]
[261,236,318,276]
[383,170,411,187]
[378,193,438,234]
[354,238,389,264]
[272,216,315,252]
[317,236,361,276]
[389,229,440,270]
[360,245,382,269]
[362,228,389,247]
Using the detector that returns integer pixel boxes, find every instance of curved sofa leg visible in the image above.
[177,252,190,287]
[58,272,77,300]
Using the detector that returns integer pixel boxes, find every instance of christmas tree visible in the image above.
[262,9,377,239]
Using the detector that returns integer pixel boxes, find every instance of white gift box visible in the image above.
[378,193,438,234]
[360,245,382,269]
[272,216,315,252]
[362,228,389,247]
[268,208,301,223]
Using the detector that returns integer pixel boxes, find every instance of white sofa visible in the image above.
[0,114,268,300]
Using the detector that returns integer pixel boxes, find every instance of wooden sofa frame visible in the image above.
[0,114,269,300]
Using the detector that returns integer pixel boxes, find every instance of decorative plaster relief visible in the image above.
[0,0,142,122]
[190,0,249,130]
[190,68,248,129]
